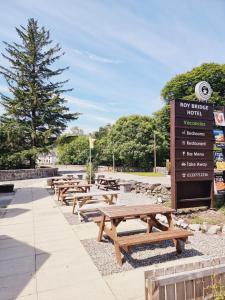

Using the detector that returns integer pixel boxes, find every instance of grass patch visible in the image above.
[126,172,164,177]
[191,216,205,225]
[191,215,222,225]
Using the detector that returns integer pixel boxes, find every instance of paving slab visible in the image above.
[0,273,36,300]
[35,237,79,254]
[104,255,207,300]
[37,279,115,300]
[0,235,34,249]
[0,179,116,300]
[0,255,35,277]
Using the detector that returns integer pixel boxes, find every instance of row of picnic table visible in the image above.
[50,176,193,266]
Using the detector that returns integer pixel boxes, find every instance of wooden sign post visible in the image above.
[170,99,214,209]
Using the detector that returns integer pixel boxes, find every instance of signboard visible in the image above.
[170,99,214,209]
[214,173,225,194]
[176,160,214,171]
[195,81,212,102]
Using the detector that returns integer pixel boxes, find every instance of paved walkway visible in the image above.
[0,179,115,300]
[0,177,199,300]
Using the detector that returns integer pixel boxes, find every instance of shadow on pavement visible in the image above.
[1,208,30,218]
[0,235,50,300]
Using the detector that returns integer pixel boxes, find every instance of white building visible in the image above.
[37,150,57,165]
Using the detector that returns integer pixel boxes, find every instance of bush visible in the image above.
[85,163,96,183]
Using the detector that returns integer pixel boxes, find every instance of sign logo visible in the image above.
[195,81,212,102]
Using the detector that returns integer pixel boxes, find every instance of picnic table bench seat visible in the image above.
[117,229,193,253]
[72,191,119,218]
[77,202,110,213]
[73,190,118,198]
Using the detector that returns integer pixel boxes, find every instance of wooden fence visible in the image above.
[145,257,225,300]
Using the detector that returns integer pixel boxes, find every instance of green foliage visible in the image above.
[210,275,225,300]
[161,63,225,106]
[158,62,225,168]
[58,136,89,165]
[0,18,78,169]
[85,162,96,183]
[94,115,158,170]
[152,105,170,165]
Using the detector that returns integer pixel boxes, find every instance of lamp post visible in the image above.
[89,136,95,184]
[153,132,157,173]
[112,138,115,172]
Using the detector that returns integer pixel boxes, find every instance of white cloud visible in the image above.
[66,95,108,112]
[86,52,122,64]
[0,86,9,93]
[85,113,115,124]
[73,48,122,64]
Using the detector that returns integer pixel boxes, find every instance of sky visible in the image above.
[1,0,225,133]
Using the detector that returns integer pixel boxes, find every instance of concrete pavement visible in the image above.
[0,176,198,300]
[0,179,115,300]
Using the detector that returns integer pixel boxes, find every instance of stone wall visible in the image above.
[0,168,58,181]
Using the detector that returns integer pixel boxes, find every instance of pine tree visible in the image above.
[0,18,78,168]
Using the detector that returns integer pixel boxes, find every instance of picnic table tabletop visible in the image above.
[57,182,90,188]
[72,190,118,215]
[73,190,119,198]
[54,179,82,185]
[98,204,175,219]
[98,178,118,183]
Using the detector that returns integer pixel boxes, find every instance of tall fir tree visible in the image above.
[0,18,78,168]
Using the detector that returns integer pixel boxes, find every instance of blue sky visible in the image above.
[1,0,225,133]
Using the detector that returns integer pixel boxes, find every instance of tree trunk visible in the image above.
[30,157,36,169]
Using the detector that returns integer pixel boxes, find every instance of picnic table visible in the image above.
[72,191,119,219]
[50,176,81,188]
[96,178,119,190]
[95,204,193,266]
[53,179,82,193]
[57,183,92,203]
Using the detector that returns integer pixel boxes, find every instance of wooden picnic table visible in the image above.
[96,178,119,190]
[95,204,193,266]
[57,183,91,203]
[50,177,79,189]
[72,191,119,219]
[53,179,82,193]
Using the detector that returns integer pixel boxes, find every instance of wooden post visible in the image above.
[154,132,157,173]
[170,101,177,210]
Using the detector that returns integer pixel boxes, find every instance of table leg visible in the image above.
[72,197,77,214]
[61,188,69,204]
[97,215,106,242]
[165,213,181,253]
[146,217,154,233]
[111,219,123,266]
[166,213,174,230]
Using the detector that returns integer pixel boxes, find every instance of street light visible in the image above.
[112,138,115,172]
[89,136,95,184]
[153,132,157,173]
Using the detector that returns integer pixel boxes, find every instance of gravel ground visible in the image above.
[81,235,203,276]
[81,230,225,276]
[189,232,225,258]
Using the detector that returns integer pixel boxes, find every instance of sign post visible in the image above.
[170,99,214,209]
[153,132,157,173]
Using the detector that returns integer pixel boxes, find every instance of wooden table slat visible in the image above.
[98,204,175,218]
